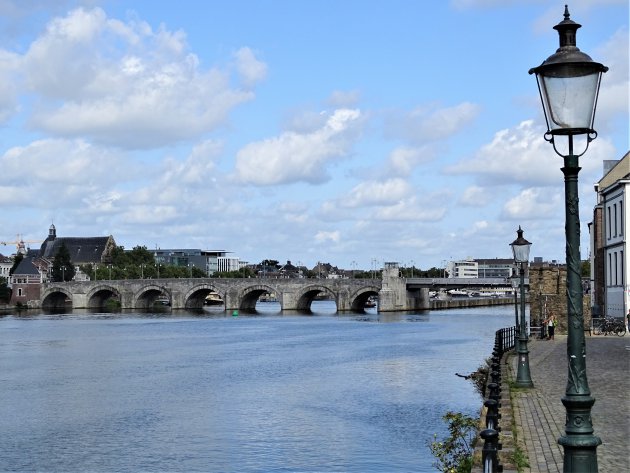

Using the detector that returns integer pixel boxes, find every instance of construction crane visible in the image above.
[0,234,42,254]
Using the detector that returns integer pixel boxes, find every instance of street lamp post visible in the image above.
[511,275,521,348]
[529,6,606,471]
[510,226,533,389]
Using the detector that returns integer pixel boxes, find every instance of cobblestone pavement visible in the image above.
[509,334,630,472]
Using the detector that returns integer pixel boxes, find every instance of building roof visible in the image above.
[36,224,115,265]
[39,236,114,264]
[598,151,630,191]
[13,257,40,276]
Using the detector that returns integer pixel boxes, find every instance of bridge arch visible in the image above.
[86,284,121,310]
[134,284,172,310]
[238,284,278,312]
[294,284,337,312]
[349,286,381,312]
[183,283,224,310]
[41,286,73,310]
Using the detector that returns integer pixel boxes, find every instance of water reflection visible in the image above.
[0,305,514,472]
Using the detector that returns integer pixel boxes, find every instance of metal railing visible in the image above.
[478,326,516,473]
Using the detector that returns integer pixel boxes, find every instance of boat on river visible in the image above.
[364,296,377,308]
[204,292,224,306]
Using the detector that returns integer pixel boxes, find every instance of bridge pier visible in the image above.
[378,263,430,312]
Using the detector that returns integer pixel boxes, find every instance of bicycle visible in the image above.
[596,317,626,336]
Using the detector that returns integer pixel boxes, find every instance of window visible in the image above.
[614,203,618,237]
[615,251,619,286]
[607,206,612,239]
[608,253,612,285]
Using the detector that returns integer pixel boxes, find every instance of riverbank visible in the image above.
[491,335,629,472]
[430,297,512,310]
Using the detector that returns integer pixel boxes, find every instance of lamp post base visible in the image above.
[559,394,601,472]
[515,345,534,388]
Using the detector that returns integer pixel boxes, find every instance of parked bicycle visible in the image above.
[593,317,626,336]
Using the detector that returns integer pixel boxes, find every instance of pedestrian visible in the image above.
[626,310,630,333]
[544,313,556,340]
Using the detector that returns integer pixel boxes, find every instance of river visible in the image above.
[0,302,515,472]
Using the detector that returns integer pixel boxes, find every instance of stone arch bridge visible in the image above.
[39,277,410,312]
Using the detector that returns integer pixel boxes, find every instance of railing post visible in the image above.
[480,428,503,473]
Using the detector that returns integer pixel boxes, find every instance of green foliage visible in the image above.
[581,259,590,278]
[429,411,478,473]
[214,267,256,278]
[0,277,11,303]
[510,444,529,470]
[51,243,76,282]
[110,245,155,267]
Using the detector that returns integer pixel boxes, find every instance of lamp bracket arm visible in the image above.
[548,132,595,159]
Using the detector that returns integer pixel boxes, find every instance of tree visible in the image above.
[0,276,10,303]
[51,243,76,282]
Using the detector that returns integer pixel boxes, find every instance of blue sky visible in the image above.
[0,0,627,271]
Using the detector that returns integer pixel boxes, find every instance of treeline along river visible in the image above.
[0,302,516,472]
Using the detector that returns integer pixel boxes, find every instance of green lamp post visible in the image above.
[529,5,607,472]
[510,226,533,388]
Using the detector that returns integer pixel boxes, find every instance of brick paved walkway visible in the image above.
[508,334,630,472]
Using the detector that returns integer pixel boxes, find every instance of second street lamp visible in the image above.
[510,226,533,389]
[529,5,606,471]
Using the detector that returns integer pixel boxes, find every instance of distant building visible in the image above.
[9,257,46,307]
[447,259,478,278]
[38,224,115,266]
[0,254,12,280]
[590,152,630,318]
[279,260,302,278]
[475,258,515,278]
[153,249,242,275]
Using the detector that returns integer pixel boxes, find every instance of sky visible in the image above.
[0,0,627,271]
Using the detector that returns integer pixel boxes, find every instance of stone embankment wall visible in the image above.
[528,265,592,334]
[430,297,513,310]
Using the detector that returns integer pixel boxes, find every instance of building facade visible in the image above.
[446,259,479,278]
[153,249,242,275]
[590,152,630,318]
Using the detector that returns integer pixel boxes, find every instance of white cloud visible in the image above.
[446,120,614,187]
[385,146,436,176]
[19,7,261,149]
[595,27,629,131]
[342,178,413,208]
[501,187,563,220]
[384,102,480,144]
[233,47,267,87]
[315,230,340,244]
[158,140,222,186]
[0,138,129,212]
[459,186,491,207]
[234,108,364,186]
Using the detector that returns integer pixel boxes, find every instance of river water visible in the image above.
[0,303,515,472]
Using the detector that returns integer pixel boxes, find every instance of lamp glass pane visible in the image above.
[512,243,531,263]
[540,72,600,131]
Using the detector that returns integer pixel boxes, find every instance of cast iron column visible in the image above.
[558,142,601,472]
[515,261,533,388]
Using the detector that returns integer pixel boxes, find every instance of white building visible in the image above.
[0,254,12,280]
[591,152,630,318]
[447,259,478,278]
